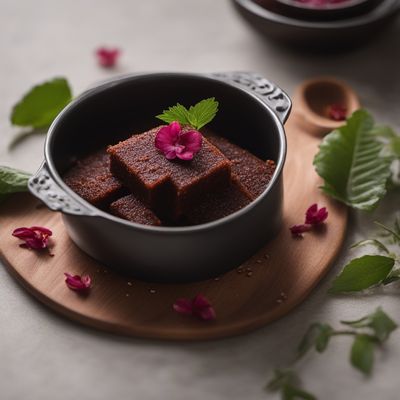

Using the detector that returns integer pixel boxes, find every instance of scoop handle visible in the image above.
[28,162,95,216]
[212,72,292,124]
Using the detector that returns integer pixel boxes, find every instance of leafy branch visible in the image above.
[267,308,397,399]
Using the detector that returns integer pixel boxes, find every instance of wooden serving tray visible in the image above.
[0,111,347,340]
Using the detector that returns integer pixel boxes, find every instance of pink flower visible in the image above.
[155,121,202,161]
[305,203,328,225]
[328,104,347,121]
[290,204,328,237]
[173,294,216,321]
[95,47,121,68]
[64,273,92,292]
[12,226,53,252]
[290,224,312,237]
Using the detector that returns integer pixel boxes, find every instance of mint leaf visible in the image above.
[342,308,397,342]
[0,166,31,201]
[350,334,375,375]
[329,255,395,294]
[11,77,72,128]
[297,323,333,358]
[156,98,218,130]
[266,369,316,400]
[313,110,393,211]
[156,103,190,125]
[187,98,219,130]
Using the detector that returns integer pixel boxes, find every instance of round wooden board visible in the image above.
[0,112,347,341]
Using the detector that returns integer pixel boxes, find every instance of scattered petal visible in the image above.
[173,298,193,315]
[12,226,53,252]
[95,47,121,68]
[305,203,328,225]
[328,104,347,121]
[155,121,202,161]
[290,204,329,237]
[64,273,92,292]
[290,224,312,237]
[173,294,216,321]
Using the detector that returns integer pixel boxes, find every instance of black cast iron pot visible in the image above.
[29,72,290,283]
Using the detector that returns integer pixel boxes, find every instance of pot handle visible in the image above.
[28,162,96,216]
[212,72,292,124]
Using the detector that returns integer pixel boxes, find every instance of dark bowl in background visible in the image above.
[233,0,400,50]
[272,0,384,21]
[29,72,291,283]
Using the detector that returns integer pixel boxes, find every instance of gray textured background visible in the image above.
[1,1,400,399]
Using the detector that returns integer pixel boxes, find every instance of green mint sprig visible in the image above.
[313,110,397,211]
[267,308,397,399]
[11,77,72,129]
[156,97,219,130]
[297,308,397,376]
[0,166,31,203]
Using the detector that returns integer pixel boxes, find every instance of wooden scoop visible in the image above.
[293,77,361,136]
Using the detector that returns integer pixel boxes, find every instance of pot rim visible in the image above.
[234,0,399,29]
[44,71,288,234]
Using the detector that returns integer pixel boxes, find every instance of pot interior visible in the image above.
[47,73,284,176]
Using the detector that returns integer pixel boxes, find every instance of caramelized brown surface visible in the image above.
[108,126,232,219]
[63,149,124,208]
[207,135,276,199]
[110,194,161,226]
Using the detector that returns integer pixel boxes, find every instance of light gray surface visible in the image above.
[1,1,400,399]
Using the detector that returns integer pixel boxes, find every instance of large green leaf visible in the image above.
[329,255,395,293]
[313,110,393,210]
[0,166,31,194]
[11,77,72,128]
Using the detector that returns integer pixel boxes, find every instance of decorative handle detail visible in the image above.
[212,72,292,124]
[28,163,95,216]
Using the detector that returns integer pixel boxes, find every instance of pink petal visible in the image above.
[179,130,202,153]
[81,275,92,288]
[30,226,52,236]
[192,294,212,309]
[64,272,91,291]
[290,224,312,236]
[12,227,35,239]
[173,298,193,315]
[328,104,347,121]
[176,151,194,161]
[197,306,216,321]
[165,150,177,160]
[24,237,46,250]
[169,121,181,137]
[95,47,121,68]
[305,203,318,218]
[173,294,216,321]
[12,226,52,251]
[305,204,328,225]
[155,124,180,155]
[155,122,202,161]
